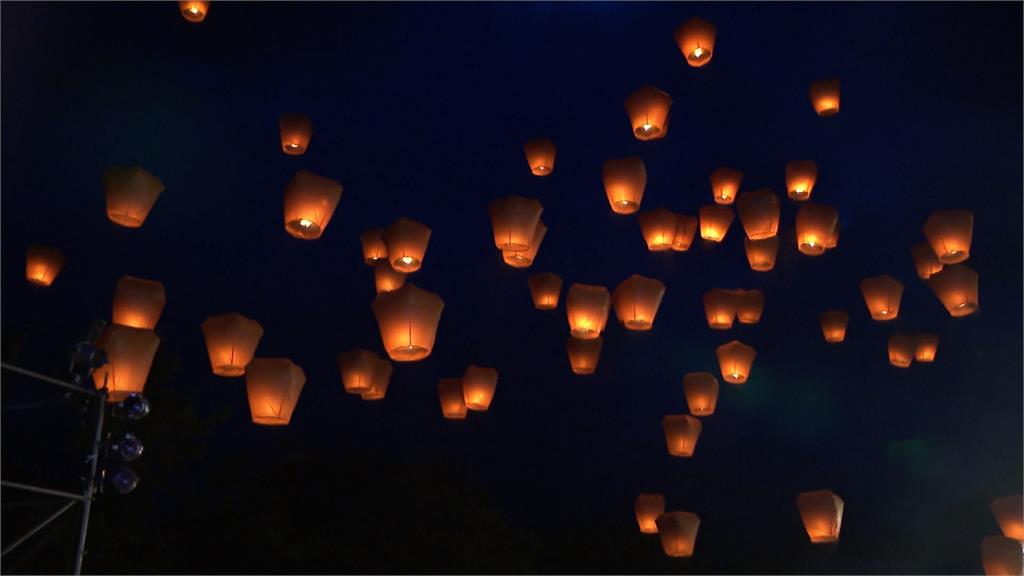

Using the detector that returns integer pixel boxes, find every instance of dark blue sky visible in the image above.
[2,2,1021,573]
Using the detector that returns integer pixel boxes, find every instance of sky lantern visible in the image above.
[860,274,904,320]
[796,203,839,255]
[112,276,166,329]
[981,536,1023,576]
[103,165,164,228]
[462,365,498,411]
[92,324,160,403]
[635,494,665,534]
[684,372,719,416]
[796,490,844,543]
[279,113,312,155]
[699,204,734,243]
[703,288,737,330]
[567,336,602,375]
[283,170,342,240]
[612,274,665,330]
[745,236,778,272]
[337,349,392,395]
[709,166,742,205]
[503,221,547,268]
[927,265,979,317]
[673,16,716,67]
[382,217,432,273]
[361,373,390,401]
[809,78,841,117]
[888,333,917,368]
[602,157,647,214]
[819,310,849,343]
[914,333,939,363]
[528,273,563,310]
[736,189,780,240]
[911,243,944,280]
[438,378,467,420]
[637,209,678,251]
[245,358,305,426]
[624,86,672,141]
[662,414,702,457]
[655,512,701,557]
[716,340,756,384]
[736,289,765,324]
[923,210,974,264]
[372,283,444,362]
[179,1,209,22]
[373,261,406,294]
[991,494,1024,541]
[672,214,698,251]
[489,195,544,252]
[566,283,610,339]
[200,313,263,376]
[361,229,388,265]
[786,161,818,201]
[523,138,556,176]
[25,245,64,286]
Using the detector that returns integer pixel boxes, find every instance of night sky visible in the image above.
[2,2,1022,574]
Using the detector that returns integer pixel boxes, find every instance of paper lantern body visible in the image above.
[796,203,839,256]
[786,161,818,201]
[709,166,742,205]
[603,157,647,215]
[462,365,498,411]
[684,372,719,416]
[699,205,734,242]
[179,1,209,22]
[279,113,312,155]
[703,288,736,330]
[612,275,665,330]
[745,236,778,272]
[716,340,756,384]
[911,243,944,280]
[860,274,904,321]
[112,276,166,329]
[361,229,388,264]
[372,284,445,362]
[672,214,698,251]
[927,265,979,317]
[888,333,917,368]
[809,79,841,117]
[103,166,164,228]
[981,536,1024,576]
[991,495,1024,541]
[914,333,939,362]
[361,360,393,401]
[524,138,556,176]
[245,358,305,426]
[566,284,610,339]
[655,512,701,557]
[736,189,780,240]
[673,16,716,67]
[338,349,392,395]
[637,209,678,251]
[489,195,543,251]
[819,310,849,343]
[373,261,407,294]
[635,494,666,534]
[438,378,467,420]
[797,490,844,543]
[662,414,702,457]
[503,221,546,268]
[92,325,160,403]
[736,289,765,324]
[25,245,65,286]
[923,210,973,264]
[625,86,672,141]
[382,217,432,273]
[283,170,342,240]
[528,273,563,310]
[567,336,603,375]
[200,313,264,376]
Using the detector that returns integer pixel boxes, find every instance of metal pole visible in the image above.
[1,500,78,557]
[72,387,105,575]
[0,481,87,502]
[0,363,101,398]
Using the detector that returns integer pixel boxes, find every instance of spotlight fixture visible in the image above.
[111,393,150,421]
[108,466,139,495]
[107,432,144,462]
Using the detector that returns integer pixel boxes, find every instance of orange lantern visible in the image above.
[745,236,778,272]
[673,16,716,67]
[179,1,209,22]
[112,276,166,329]
[567,336,603,375]
[709,166,742,205]
[462,365,497,411]
[914,333,939,363]
[279,113,312,155]
[981,536,1023,576]
[796,203,839,256]
[655,512,701,557]
[672,214,698,251]
[736,189,780,240]
[103,165,164,228]
[923,210,973,264]
[703,288,737,330]
[624,86,672,141]
[819,310,849,343]
[245,358,305,426]
[566,283,610,340]
[927,265,979,317]
[911,243,944,280]
[361,376,390,401]
[637,209,678,252]
[337,349,392,395]
[786,161,818,201]
[796,490,844,543]
[602,157,647,215]
[699,204,734,242]
[92,324,160,403]
[684,372,719,416]
[373,261,406,294]
[523,138,556,176]
[888,333,917,368]
[372,283,444,362]
[361,229,388,265]
[438,378,467,420]
[200,313,264,376]
[489,195,544,252]
[809,78,841,117]
[716,340,756,384]
[662,414,702,457]
[736,289,764,324]
[860,274,904,320]
[528,273,563,310]
[991,494,1024,541]
[25,245,65,286]
[503,221,547,268]
[634,494,666,534]
[283,170,342,240]
[612,274,666,330]
[382,217,432,273]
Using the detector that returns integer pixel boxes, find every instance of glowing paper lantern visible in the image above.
[683,372,719,416]
[103,166,164,228]
[25,245,64,286]
[566,283,610,339]
[112,276,166,329]
[637,209,678,251]
[625,86,672,141]
[703,288,737,330]
[503,221,546,268]
[635,494,666,534]
[179,1,208,22]
[372,284,444,362]
[796,203,839,255]
[796,490,844,543]
[981,536,1023,576]
[699,205,734,242]
[373,261,406,294]
[602,157,647,215]
[991,495,1024,541]
[438,378,467,420]
[716,340,756,384]
[860,274,904,321]
[709,166,742,205]
[361,229,388,265]
[283,170,342,240]
[745,236,778,272]
[923,210,973,264]
[736,289,764,324]
[523,138,556,176]
[662,414,702,457]
[528,273,563,310]
[567,336,602,375]
[338,349,392,395]
[92,325,160,403]
[736,189,780,240]
[462,365,497,411]
[655,512,701,557]
[361,377,390,401]
[927,265,979,317]
[672,214,698,251]
[819,310,849,343]
[488,195,543,251]
[809,79,841,117]
[200,313,264,376]
[673,16,716,67]
[245,358,305,426]
[888,332,917,368]
[382,217,431,273]
[360,358,394,401]
[785,161,818,201]
[279,113,312,155]
[911,243,944,280]
[914,333,939,363]
[612,274,665,330]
